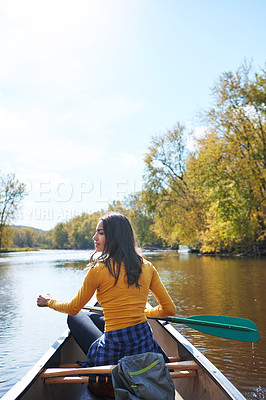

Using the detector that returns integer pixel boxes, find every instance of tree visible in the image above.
[143,124,203,247]
[52,222,69,248]
[12,227,36,248]
[123,194,161,247]
[141,61,266,253]
[143,123,188,209]
[200,61,266,253]
[0,173,27,249]
[0,225,14,248]
[12,226,52,249]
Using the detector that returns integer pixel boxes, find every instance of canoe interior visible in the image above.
[2,319,246,400]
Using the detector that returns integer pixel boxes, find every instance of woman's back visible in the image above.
[93,258,176,331]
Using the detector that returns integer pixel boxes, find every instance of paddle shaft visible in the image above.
[83,306,255,332]
[83,306,260,342]
[162,316,256,332]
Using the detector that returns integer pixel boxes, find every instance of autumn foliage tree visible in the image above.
[141,61,266,254]
[0,173,27,249]
[197,61,266,253]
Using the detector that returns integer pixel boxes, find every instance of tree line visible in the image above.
[1,61,265,254]
[4,200,160,251]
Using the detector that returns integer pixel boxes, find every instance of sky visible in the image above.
[1,0,265,230]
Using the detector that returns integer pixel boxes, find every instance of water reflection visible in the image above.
[146,252,266,399]
[0,250,265,399]
[0,251,89,395]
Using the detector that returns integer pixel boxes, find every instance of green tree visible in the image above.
[143,123,188,209]
[12,227,52,248]
[106,201,126,214]
[12,227,35,247]
[67,212,101,249]
[143,124,203,247]
[123,194,161,247]
[0,225,14,248]
[199,61,266,253]
[141,61,266,254]
[12,228,25,247]
[52,222,69,248]
[35,229,52,248]
[0,173,27,249]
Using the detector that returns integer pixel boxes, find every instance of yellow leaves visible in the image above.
[1,225,14,248]
[200,203,232,253]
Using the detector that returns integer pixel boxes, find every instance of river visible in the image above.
[0,249,265,399]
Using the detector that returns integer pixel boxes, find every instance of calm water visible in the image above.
[0,250,265,399]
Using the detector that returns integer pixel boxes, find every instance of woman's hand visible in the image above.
[37,294,52,307]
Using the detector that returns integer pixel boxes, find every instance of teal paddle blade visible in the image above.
[165,315,260,342]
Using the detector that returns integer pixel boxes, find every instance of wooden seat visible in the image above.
[41,360,201,384]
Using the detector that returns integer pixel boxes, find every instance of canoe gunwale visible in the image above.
[1,329,71,400]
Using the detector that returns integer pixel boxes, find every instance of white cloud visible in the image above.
[115,152,143,169]
[120,153,140,168]
[91,95,145,124]
[17,137,103,171]
[59,95,145,136]
[0,108,30,142]
[0,106,104,172]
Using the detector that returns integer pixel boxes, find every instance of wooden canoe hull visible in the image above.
[2,306,246,400]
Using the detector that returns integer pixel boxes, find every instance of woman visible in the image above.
[37,212,176,367]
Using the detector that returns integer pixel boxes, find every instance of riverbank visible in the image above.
[1,245,264,257]
[0,247,38,253]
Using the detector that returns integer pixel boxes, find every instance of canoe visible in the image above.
[2,302,246,400]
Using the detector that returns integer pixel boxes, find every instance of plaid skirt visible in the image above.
[85,321,169,367]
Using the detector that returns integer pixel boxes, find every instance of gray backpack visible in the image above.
[111,352,175,399]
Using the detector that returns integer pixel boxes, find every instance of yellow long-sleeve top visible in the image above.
[48,258,176,332]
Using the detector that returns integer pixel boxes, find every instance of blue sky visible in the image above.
[1,0,265,230]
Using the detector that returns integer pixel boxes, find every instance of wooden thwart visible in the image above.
[41,360,200,384]
[44,370,197,384]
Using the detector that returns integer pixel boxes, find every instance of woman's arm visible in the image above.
[36,266,99,315]
[145,266,176,318]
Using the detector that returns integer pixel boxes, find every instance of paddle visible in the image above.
[83,306,260,342]
[156,315,260,343]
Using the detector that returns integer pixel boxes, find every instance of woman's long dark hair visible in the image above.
[90,212,143,288]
